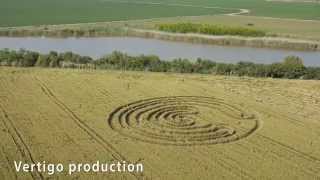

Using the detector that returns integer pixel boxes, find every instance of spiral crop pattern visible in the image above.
[108,96,260,146]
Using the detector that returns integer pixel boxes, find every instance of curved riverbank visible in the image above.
[0,26,319,52]
[129,29,320,51]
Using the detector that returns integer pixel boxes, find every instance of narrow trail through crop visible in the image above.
[33,76,145,180]
[0,138,18,179]
[0,105,44,180]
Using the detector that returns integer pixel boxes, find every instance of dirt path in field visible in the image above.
[232,14,320,23]
[33,76,145,180]
[99,0,320,22]
[0,105,44,180]
[226,9,250,16]
[100,0,251,16]
[0,76,44,180]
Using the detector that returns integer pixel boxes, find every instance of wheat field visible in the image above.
[0,67,319,180]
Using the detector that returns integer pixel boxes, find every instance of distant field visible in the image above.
[0,0,319,27]
[0,0,234,27]
[266,0,320,3]
[0,67,319,179]
[132,15,320,40]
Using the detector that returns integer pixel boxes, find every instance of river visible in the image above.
[0,37,319,66]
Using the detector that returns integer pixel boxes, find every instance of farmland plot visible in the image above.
[0,67,319,179]
[0,0,319,27]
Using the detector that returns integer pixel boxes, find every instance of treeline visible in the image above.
[0,49,94,68]
[1,49,319,80]
[157,23,266,37]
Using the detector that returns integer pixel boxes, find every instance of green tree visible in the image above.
[35,55,50,67]
[282,56,306,79]
[21,51,39,67]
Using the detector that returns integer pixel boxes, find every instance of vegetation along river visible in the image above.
[0,37,319,66]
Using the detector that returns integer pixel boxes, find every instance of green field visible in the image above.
[0,0,319,27]
[0,67,319,179]
[133,15,320,40]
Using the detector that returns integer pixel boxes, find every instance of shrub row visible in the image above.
[157,23,266,37]
[1,49,319,80]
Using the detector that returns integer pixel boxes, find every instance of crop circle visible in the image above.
[107,96,260,146]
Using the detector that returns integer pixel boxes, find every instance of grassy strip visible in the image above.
[156,23,266,37]
[1,49,319,80]
[0,25,129,37]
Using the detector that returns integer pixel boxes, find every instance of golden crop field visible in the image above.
[0,67,319,180]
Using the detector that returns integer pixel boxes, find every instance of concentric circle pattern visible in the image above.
[108,96,260,146]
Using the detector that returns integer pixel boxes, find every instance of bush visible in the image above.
[157,23,266,37]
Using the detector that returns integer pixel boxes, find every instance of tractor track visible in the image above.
[0,105,44,180]
[0,145,18,179]
[34,76,145,180]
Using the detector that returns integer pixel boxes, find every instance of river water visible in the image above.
[0,37,319,66]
